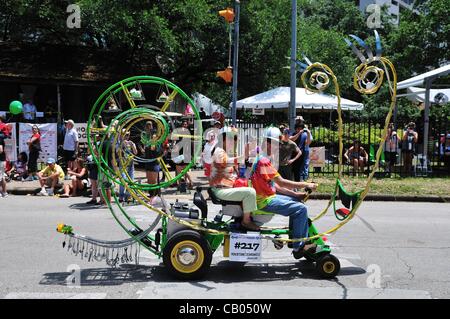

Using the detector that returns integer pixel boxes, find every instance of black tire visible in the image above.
[162,230,212,280]
[316,254,340,279]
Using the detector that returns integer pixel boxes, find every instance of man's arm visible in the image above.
[305,129,312,146]
[289,131,301,142]
[273,175,316,190]
[288,145,302,165]
[344,147,350,162]
[275,183,307,201]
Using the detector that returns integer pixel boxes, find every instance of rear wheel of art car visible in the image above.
[316,254,340,279]
[163,230,212,280]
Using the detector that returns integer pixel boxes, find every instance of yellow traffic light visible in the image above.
[217,66,233,83]
[219,8,235,23]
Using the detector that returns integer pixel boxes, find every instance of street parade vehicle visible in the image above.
[56,31,397,280]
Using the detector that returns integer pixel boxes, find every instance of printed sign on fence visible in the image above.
[74,123,87,143]
[229,232,262,262]
[310,146,325,167]
[19,123,57,163]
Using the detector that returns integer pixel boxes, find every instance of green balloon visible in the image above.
[9,100,23,115]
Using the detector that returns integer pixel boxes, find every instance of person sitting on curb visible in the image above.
[37,158,65,196]
[60,158,88,198]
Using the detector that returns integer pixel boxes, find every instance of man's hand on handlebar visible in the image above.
[304,182,318,193]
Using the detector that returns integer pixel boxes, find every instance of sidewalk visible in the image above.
[5,169,450,203]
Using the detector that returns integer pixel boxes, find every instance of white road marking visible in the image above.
[137,283,431,299]
[4,293,107,299]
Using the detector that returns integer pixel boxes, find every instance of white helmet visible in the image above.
[263,126,281,141]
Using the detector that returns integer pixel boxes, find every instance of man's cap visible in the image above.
[65,119,75,126]
[47,158,56,164]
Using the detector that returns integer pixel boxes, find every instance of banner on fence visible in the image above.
[74,123,88,143]
[4,123,17,162]
[310,146,325,167]
[19,123,57,163]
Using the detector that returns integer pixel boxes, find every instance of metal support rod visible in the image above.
[289,0,297,130]
[423,79,432,165]
[231,0,240,126]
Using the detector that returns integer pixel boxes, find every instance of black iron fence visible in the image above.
[235,115,450,178]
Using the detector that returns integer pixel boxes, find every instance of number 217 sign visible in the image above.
[229,233,262,262]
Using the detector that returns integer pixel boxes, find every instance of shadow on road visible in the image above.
[39,261,366,287]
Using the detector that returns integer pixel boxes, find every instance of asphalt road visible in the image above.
[0,194,449,299]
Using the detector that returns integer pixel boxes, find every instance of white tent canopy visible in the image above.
[396,63,450,170]
[406,87,450,105]
[193,92,229,116]
[232,87,363,111]
[397,64,450,90]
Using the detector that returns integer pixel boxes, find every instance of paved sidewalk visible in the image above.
[5,169,450,202]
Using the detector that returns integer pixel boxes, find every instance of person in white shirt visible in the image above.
[202,130,217,177]
[63,119,79,171]
[22,100,37,122]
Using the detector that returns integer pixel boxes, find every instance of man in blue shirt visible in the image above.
[290,122,312,181]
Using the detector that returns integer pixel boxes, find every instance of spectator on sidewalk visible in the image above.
[7,152,28,181]
[85,134,102,205]
[60,158,88,198]
[85,153,99,204]
[290,122,312,181]
[402,122,418,175]
[139,121,164,198]
[201,130,217,177]
[279,128,301,180]
[172,120,194,189]
[63,119,79,173]
[384,123,398,175]
[22,100,37,123]
[344,140,368,176]
[0,115,12,139]
[118,131,137,203]
[26,125,41,180]
[0,136,7,197]
[37,158,65,196]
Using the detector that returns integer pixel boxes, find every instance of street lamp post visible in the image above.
[231,0,240,126]
[290,0,297,130]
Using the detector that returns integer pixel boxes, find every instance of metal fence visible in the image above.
[235,115,450,178]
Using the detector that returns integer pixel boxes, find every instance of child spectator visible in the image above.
[7,152,28,181]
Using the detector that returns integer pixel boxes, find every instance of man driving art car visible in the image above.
[249,127,318,258]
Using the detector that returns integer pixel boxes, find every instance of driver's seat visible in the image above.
[207,188,242,206]
[207,188,244,218]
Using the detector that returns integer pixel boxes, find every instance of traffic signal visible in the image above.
[219,8,234,23]
[217,67,233,83]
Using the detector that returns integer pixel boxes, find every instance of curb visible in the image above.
[7,187,450,203]
[309,193,450,203]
